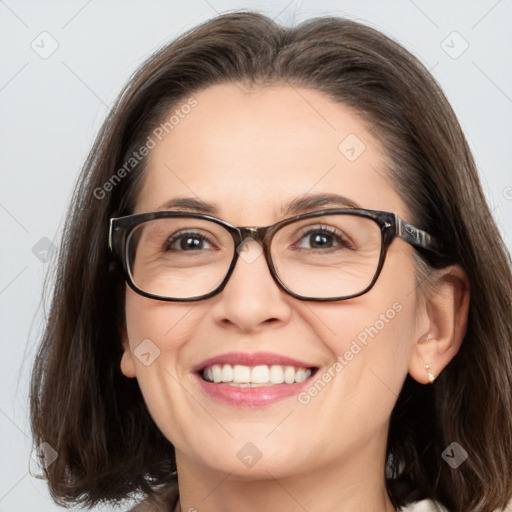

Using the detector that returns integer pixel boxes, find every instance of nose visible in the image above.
[209,238,293,333]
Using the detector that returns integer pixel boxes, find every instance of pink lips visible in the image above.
[192,351,316,408]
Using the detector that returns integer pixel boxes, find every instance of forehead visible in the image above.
[134,83,406,222]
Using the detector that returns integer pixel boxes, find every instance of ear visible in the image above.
[120,328,137,378]
[408,264,470,384]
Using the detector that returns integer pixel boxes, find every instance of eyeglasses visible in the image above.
[109,208,442,302]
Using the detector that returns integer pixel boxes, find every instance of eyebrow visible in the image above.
[156,193,362,218]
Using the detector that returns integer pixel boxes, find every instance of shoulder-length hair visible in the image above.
[30,11,512,512]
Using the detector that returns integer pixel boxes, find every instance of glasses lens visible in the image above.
[124,213,383,301]
[127,217,234,299]
[271,214,382,299]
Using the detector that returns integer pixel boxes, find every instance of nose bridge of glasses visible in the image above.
[237,226,267,247]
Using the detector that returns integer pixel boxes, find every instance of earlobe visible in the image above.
[408,264,470,384]
[120,331,137,378]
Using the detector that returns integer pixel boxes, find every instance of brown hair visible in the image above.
[30,11,512,512]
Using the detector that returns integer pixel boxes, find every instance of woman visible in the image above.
[30,11,512,512]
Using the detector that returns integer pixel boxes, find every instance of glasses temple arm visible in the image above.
[108,219,115,252]
[108,219,126,258]
[395,216,444,255]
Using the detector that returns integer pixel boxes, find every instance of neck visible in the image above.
[174,437,396,512]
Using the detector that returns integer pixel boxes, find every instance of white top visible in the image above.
[400,500,447,512]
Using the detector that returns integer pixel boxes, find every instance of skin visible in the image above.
[120,83,469,512]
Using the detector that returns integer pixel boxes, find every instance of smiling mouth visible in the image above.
[200,364,317,387]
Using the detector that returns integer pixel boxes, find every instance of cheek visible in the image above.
[123,287,200,443]
[290,295,417,458]
[124,285,195,351]
[304,298,414,386]
[123,287,194,404]
[299,249,419,404]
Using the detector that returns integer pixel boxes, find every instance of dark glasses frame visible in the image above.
[109,208,444,302]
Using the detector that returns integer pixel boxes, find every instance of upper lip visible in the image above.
[192,352,317,372]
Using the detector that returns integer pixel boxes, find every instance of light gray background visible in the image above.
[1,0,511,510]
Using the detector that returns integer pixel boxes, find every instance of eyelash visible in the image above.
[292,226,353,250]
[164,231,216,251]
[163,226,352,252]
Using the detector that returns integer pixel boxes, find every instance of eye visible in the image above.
[164,231,216,252]
[293,226,354,250]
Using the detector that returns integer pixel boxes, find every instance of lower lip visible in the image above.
[195,374,313,407]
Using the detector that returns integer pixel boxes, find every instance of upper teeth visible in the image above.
[202,364,312,386]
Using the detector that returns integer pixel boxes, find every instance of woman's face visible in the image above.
[121,83,425,481]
